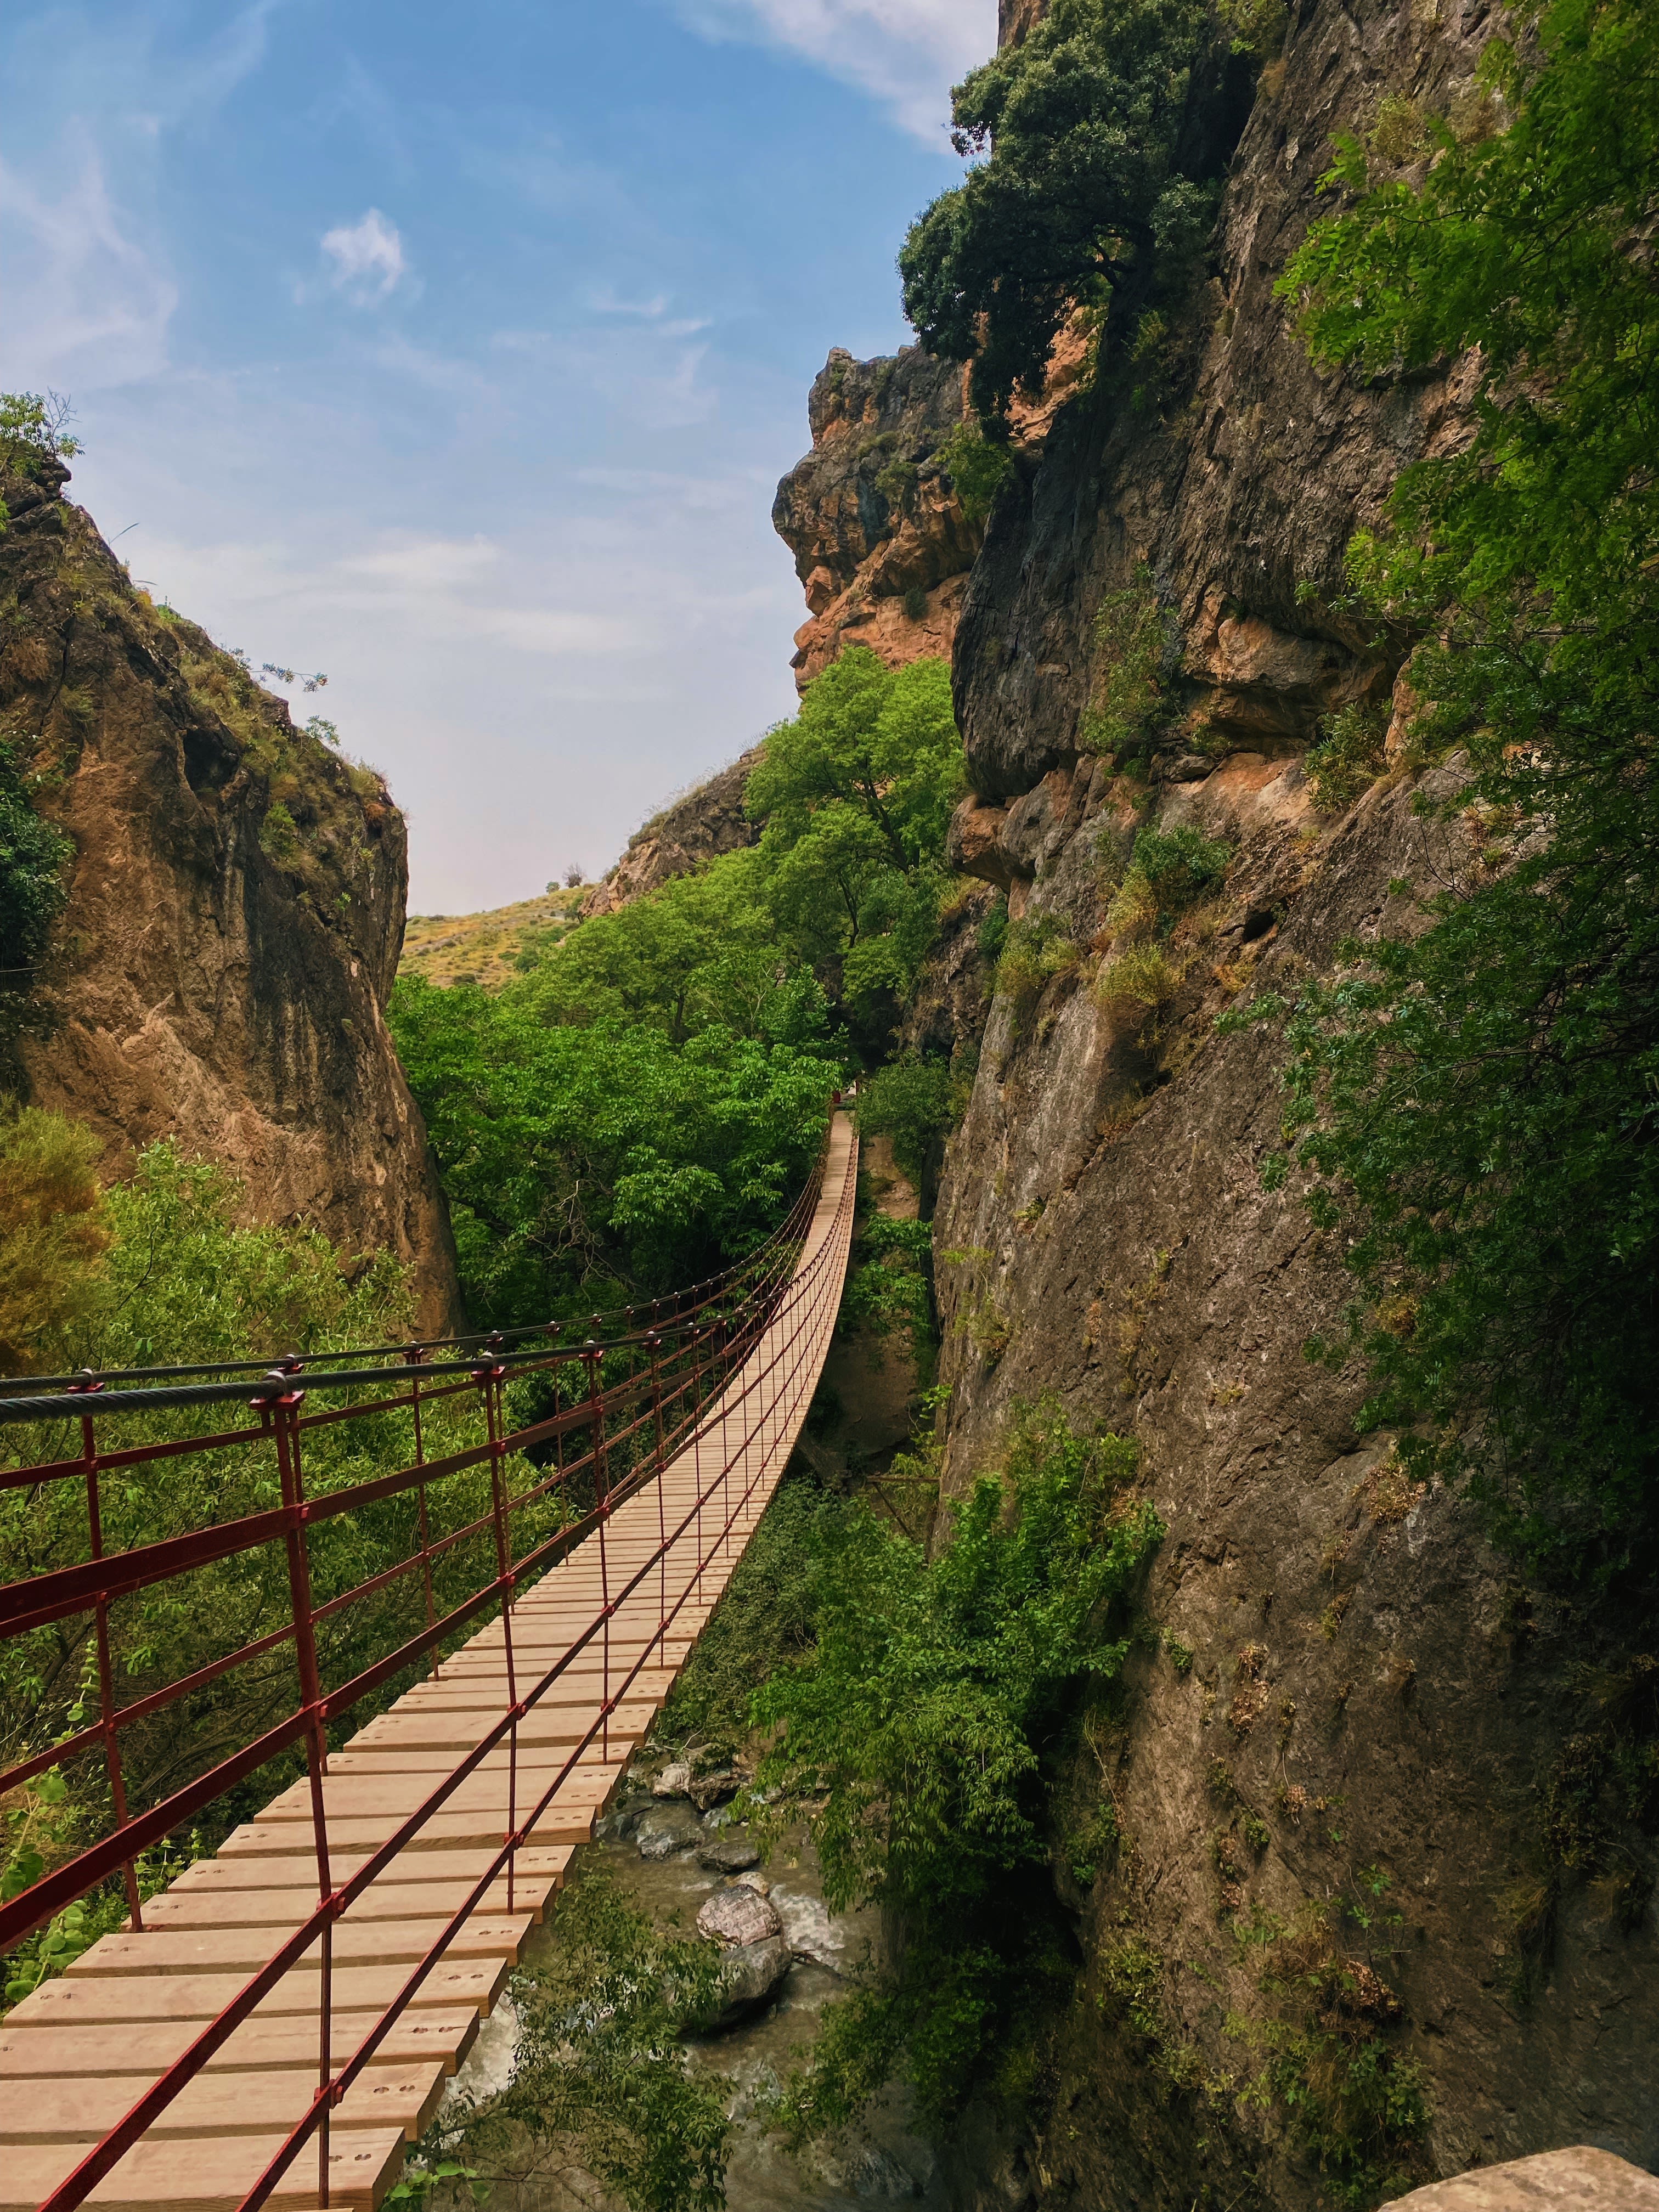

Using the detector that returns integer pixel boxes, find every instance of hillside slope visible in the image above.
[0,456,459,1332]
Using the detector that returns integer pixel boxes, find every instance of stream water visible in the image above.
[443,1767,952,2212]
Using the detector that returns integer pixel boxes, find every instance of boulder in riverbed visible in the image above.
[698,1835,761,1874]
[696,1884,782,1949]
[636,1803,703,1859]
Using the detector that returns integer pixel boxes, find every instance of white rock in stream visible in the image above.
[769,1886,846,1969]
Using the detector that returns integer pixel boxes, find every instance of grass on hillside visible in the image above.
[399,884,586,989]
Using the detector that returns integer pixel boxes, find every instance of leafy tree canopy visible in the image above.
[899,0,1259,417]
[391,980,839,1324]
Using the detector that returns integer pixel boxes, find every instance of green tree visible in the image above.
[898,0,1259,417]
[1256,0,1659,1577]
[747,648,962,1023]
[0,1109,111,1373]
[390,977,838,1324]
[428,1874,732,2212]
[753,1403,1163,2121]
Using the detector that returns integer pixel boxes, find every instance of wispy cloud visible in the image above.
[0,137,178,388]
[320,208,408,302]
[493,326,717,433]
[672,0,996,145]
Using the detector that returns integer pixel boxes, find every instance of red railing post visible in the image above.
[262,1367,333,2210]
[472,1342,515,1911]
[66,1377,143,1933]
[648,1332,667,1666]
[402,1346,439,1680]
[584,1338,610,1756]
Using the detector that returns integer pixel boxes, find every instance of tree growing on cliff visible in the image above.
[898,0,1260,417]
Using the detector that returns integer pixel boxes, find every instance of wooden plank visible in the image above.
[0,2010,479,2082]
[131,1877,557,1932]
[168,1847,571,1894]
[4,1956,507,2027]
[342,1703,659,1753]
[0,2061,446,2145]
[0,2127,407,2212]
[255,1768,623,1824]
[217,1806,595,1853]
[68,1915,532,1977]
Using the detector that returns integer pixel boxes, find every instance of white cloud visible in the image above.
[673,0,997,144]
[0,139,178,388]
[320,208,407,302]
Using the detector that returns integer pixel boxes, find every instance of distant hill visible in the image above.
[400,885,585,989]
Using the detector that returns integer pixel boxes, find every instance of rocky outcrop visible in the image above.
[918,0,1658,2203]
[773,346,978,688]
[0,459,459,1332]
[1384,2149,1659,2212]
[578,744,763,918]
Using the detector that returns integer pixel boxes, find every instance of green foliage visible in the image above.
[935,420,1015,524]
[976,892,1009,963]
[399,650,968,1323]
[0,742,74,1042]
[4,1775,198,2007]
[257,799,301,864]
[753,1401,1163,2120]
[654,1476,830,1757]
[898,0,1255,417]
[0,392,82,522]
[1261,0,1659,1579]
[1079,571,1181,764]
[433,1871,732,2212]
[995,914,1077,1013]
[0,1108,111,1373]
[0,1146,498,1867]
[843,1212,934,1362]
[1231,1897,1427,2209]
[1124,824,1233,919]
[747,649,961,1026]
[1304,703,1389,813]
[390,976,838,1325]
[855,1057,954,1186]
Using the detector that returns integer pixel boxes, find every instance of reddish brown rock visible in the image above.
[0,459,459,1332]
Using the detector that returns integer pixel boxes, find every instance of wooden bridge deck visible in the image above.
[0,1114,857,2212]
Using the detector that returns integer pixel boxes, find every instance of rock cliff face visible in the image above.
[902,0,1657,2203]
[578,744,764,919]
[774,346,979,687]
[0,459,459,1333]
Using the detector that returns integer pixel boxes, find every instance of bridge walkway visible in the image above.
[0,1113,857,2212]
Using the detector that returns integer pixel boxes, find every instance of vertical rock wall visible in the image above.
[888,0,1659,2203]
[0,460,460,1333]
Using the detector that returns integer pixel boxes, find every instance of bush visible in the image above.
[935,420,1015,524]
[428,1871,732,2212]
[0,742,74,1040]
[0,1108,111,1373]
[754,1401,1164,2121]
[1305,703,1388,812]
[1265,0,1659,1582]
[855,1057,954,1186]
[1079,572,1181,764]
[995,915,1077,1012]
[1096,944,1182,1022]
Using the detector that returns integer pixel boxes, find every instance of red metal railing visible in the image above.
[0,1117,857,2212]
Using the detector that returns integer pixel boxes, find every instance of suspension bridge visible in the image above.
[0,1110,858,2212]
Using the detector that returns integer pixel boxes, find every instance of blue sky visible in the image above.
[1,0,996,910]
